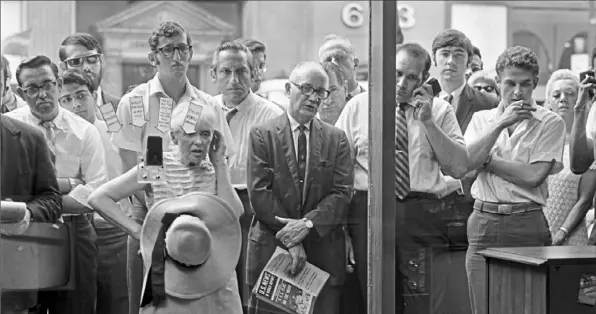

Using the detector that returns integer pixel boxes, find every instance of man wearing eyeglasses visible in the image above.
[57,68,130,314]
[246,61,354,314]
[5,55,108,314]
[59,33,120,122]
[209,41,283,312]
[111,21,235,314]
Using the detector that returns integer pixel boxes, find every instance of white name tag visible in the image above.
[130,96,147,127]
[156,97,174,133]
[98,102,122,132]
[181,100,203,134]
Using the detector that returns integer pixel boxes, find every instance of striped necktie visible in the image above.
[226,108,238,125]
[444,94,453,104]
[41,121,57,160]
[395,102,410,200]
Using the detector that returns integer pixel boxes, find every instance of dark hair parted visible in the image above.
[396,43,432,75]
[16,55,59,87]
[432,29,474,62]
[60,69,96,93]
[148,21,191,52]
[59,33,103,62]
[495,46,539,76]
[211,41,254,71]
[321,61,346,87]
[472,45,482,59]
[233,38,266,55]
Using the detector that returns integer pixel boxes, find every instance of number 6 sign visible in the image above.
[341,2,416,29]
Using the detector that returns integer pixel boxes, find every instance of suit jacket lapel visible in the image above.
[455,84,475,130]
[1,116,20,198]
[276,116,301,195]
[303,118,323,204]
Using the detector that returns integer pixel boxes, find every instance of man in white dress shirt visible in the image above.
[7,55,107,314]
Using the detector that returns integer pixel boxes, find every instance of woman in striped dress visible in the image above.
[89,105,243,313]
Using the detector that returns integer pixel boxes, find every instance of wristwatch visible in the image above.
[302,218,314,229]
[68,177,77,191]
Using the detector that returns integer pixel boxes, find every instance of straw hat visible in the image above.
[139,192,240,305]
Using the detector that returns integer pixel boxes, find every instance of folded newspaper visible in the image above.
[252,247,330,314]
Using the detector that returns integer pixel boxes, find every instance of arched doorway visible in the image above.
[512,30,552,83]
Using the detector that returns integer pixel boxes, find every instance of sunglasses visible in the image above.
[64,54,101,67]
[474,85,495,93]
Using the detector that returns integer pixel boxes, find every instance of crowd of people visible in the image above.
[0,19,595,314]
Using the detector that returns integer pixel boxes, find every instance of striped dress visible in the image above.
[145,152,217,209]
[141,151,243,314]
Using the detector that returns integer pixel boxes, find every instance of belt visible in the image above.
[473,200,542,215]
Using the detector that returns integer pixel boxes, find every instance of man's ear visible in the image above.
[353,57,359,68]
[532,76,539,90]
[285,82,291,96]
[17,86,26,100]
[209,67,217,84]
[59,62,68,72]
[148,52,159,66]
[99,54,106,71]
[92,90,98,103]
[422,72,430,84]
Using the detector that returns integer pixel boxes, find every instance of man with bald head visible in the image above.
[246,62,354,314]
[319,35,365,102]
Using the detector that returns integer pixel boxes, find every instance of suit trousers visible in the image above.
[465,208,551,314]
[94,218,129,314]
[396,193,456,314]
[236,189,253,313]
[37,215,98,314]
[340,191,367,314]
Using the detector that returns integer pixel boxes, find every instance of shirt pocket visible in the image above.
[55,154,81,178]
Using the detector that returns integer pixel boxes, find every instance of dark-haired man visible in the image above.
[209,41,283,312]
[6,55,107,314]
[233,38,268,93]
[59,33,120,121]
[336,42,469,314]
[466,45,483,81]
[464,46,565,314]
[0,44,62,314]
[58,68,129,314]
[1,54,27,113]
[111,21,235,314]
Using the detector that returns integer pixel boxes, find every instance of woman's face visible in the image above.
[470,78,499,99]
[548,78,578,124]
[173,118,214,166]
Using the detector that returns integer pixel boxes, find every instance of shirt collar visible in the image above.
[349,85,362,97]
[96,86,104,106]
[439,83,466,101]
[287,111,311,131]
[148,73,197,100]
[31,106,68,131]
[224,91,256,113]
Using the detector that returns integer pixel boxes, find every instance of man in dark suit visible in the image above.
[0,48,62,314]
[246,61,354,314]
[58,33,127,314]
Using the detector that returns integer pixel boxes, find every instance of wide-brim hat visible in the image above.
[140,192,241,302]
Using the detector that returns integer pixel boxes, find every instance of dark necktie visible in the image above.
[226,108,238,125]
[395,103,410,200]
[297,125,307,195]
[41,121,57,165]
[346,94,353,102]
[444,94,453,104]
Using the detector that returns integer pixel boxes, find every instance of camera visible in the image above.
[579,69,595,82]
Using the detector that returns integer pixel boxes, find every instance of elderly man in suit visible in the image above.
[246,61,354,314]
[0,48,62,314]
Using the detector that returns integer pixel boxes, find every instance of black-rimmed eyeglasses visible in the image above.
[19,81,57,98]
[155,44,192,58]
[290,82,330,100]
